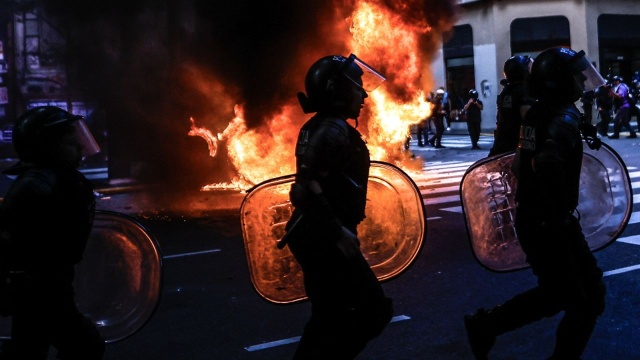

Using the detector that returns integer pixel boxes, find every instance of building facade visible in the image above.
[432,0,640,130]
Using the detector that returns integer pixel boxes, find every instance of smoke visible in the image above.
[41,0,458,194]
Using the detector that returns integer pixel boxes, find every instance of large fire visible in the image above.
[188,0,454,191]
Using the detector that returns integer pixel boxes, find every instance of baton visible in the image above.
[276,214,304,249]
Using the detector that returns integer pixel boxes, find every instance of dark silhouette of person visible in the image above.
[285,54,393,359]
[464,47,607,360]
[427,89,447,148]
[0,106,105,359]
[464,89,484,149]
[594,82,614,137]
[580,89,594,125]
[416,114,429,147]
[609,75,637,139]
[629,79,640,122]
[489,55,534,156]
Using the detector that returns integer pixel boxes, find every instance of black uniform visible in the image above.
[580,90,594,124]
[1,165,105,359]
[492,102,606,359]
[428,97,446,148]
[286,112,392,359]
[594,84,613,136]
[465,97,483,149]
[489,81,533,156]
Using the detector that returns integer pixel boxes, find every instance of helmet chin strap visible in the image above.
[297,92,315,113]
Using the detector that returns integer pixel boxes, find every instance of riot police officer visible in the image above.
[427,88,447,148]
[594,82,614,137]
[0,106,104,359]
[464,89,484,149]
[488,55,534,156]
[285,54,393,359]
[464,47,607,360]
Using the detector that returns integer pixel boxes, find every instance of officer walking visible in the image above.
[464,47,607,360]
[0,106,105,359]
[285,54,393,359]
[488,55,534,156]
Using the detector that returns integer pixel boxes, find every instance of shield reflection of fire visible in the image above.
[188,0,457,191]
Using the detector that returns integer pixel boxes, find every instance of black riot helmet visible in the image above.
[469,89,479,99]
[13,106,100,164]
[297,54,385,114]
[503,55,531,83]
[526,47,605,104]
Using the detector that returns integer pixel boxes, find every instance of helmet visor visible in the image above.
[74,119,101,159]
[345,54,386,92]
[569,50,606,92]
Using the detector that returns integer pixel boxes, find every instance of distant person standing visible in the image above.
[464,89,483,149]
[416,112,429,147]
[629,79,640,121]
[609,75,637,139]
[439,86,452,131]
[580,89,595,125]
[427,89,447,148]
[594,82,613,137]
[489,55,534,156]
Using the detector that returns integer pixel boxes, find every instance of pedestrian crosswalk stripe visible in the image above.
[415,159,640,232]
[424,194,460,205]
[617,235,640,246]
[421,185,459,195]
[439,206,462,213]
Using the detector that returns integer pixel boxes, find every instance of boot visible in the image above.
[464,309,496,360]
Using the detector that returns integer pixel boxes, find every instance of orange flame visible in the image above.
[190,0,450,191]
[189,104,299,191]
[188,117,218,157]
[349,0,433,164]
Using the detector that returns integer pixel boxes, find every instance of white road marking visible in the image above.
[617,235,640,246]
[603,264,640,277]
[424,194,460,205]
[163,249,221,259]
[440,206,463,213]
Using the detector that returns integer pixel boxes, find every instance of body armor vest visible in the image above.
[514,102,583,216]
[295,113,370,225]
[494,82,528,153]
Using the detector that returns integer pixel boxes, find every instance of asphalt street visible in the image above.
[0,127,634,359]
[84,127,640,360]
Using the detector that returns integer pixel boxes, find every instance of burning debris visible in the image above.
[187,0,458,191]
[36,0,458,204]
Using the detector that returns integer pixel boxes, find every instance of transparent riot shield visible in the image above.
[460,141,632,272]
[240,161,426,304]
[0,210,163,343]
